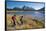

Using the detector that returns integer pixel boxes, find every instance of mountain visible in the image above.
[13,6,36,11]
[24,7,35,11]
[23,6,35,11]
[13,7,22,11]
[37,7,45,11]
[7,6,45,11]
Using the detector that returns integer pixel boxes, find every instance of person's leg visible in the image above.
[20,19,23,24]
[13,20,16,26]
[13,21,15,25]
[21,21,23,24]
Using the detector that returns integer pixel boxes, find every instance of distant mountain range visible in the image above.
[7,6,45,11]
[37,7,45,11]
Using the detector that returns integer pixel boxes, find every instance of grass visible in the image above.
[7,14,45,30]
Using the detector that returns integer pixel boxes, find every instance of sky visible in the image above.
[7,1,45,10]
[6,0,44,2]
